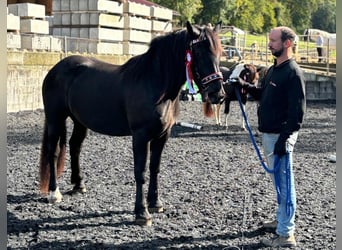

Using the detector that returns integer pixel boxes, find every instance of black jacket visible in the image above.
[244,59,306,139]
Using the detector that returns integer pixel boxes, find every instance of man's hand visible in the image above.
[274,138,287,157]
[229,77,248,87]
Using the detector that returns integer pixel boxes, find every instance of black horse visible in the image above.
[213,63,267,129]
[39,21,225,226]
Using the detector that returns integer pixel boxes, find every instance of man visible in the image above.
[316,32,324,62]
[236,26,306,247]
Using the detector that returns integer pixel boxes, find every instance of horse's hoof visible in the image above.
[135,217,152,226]
[48,187,62,203]
[73,186,87,194]
[148,206,164,213]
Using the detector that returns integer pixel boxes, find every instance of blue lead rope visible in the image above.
[233,83,293,217]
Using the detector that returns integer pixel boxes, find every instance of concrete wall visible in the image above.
[7,51,336,113]
[7,50,131,112]
[304,71,336,100]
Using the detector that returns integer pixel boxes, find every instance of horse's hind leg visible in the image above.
[147,132,169,213]
[46,122,65,203]
[69,120,87,194]
[224,100,231,128]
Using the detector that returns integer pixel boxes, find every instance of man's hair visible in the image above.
[278,26,296,43]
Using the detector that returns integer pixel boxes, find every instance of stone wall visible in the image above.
[7,51,336,113]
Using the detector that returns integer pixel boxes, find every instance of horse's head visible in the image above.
[228,63,259,85]
[186,21,225,117]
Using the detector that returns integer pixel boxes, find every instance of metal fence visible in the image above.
[220,33,336,75]
[8,31,336,74]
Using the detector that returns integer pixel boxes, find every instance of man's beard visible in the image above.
[271,47,284,57]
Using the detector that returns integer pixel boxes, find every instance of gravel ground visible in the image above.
[7,100,336,249]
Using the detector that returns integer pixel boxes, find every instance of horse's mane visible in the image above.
[119,25,222,89]
[119,29,187,82]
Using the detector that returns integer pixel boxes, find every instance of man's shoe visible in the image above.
[261,234,297,248]
[262,219,277,230]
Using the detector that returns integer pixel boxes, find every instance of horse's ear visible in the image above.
[213,21,222,33]
[186,21,200,38]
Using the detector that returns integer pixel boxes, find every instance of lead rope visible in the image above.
[232,82,293,217]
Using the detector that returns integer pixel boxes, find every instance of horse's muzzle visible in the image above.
[206,82,225,104]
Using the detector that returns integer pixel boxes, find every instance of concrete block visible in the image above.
[123,29,151,43]
[7,32,21,49]
[151,20,172,32]
[61,0,70,11]
[21,35,50,50]
[71,28,80,37]
[90,13,124,28]
[123,41,148,55]
[70,0,79,11]
[52,0,61,12]
[89,27,123,42]
[8,3,45,19]
[61,27,71,36]
[7,4,18,15]
[45,16,54,27]
[71,13,81,25]
[80,13,90,25]
[52,13,62,25]
[124,2,150,17]
[67,39,89,53]
[62,13,72,25]
[124,16,151,31]
[20,19,49,34]
[150,6,172,21]
[7,14,21,31]
[49,36,63,51]
[88,0,123,14]
[88,42,123,54]
[52,28,61,36]
[79,28,90,38]
[79,0,88,11]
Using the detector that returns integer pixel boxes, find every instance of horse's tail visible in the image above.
[203,102,214,117]
[39,120,67,195]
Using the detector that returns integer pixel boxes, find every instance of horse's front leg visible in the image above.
[213,104,222,125]
[241,103,247,130]
[147,132,169,213]
[69,121,87,194]
[132,134,151,226]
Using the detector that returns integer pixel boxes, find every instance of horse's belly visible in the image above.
[75,111,131,136]
[68,98,131,136]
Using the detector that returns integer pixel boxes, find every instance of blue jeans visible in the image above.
[262,132,298,237]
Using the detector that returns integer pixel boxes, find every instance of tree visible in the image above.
[193,0,230,25]
[280,0,319,33]
[311,0,336,33]
[221,0,276,33]
[149,0,202,26]
[149,0,335,34]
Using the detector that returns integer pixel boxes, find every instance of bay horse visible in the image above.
[39,21,225,226]
[213,63,267,129]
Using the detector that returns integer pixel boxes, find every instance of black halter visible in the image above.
[188,36,223,89]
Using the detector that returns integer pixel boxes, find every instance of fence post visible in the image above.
[265,33,269,66]
[64,36,67,58]
[326,38,330,74]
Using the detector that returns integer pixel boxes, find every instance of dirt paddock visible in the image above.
[7,100,336,249]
